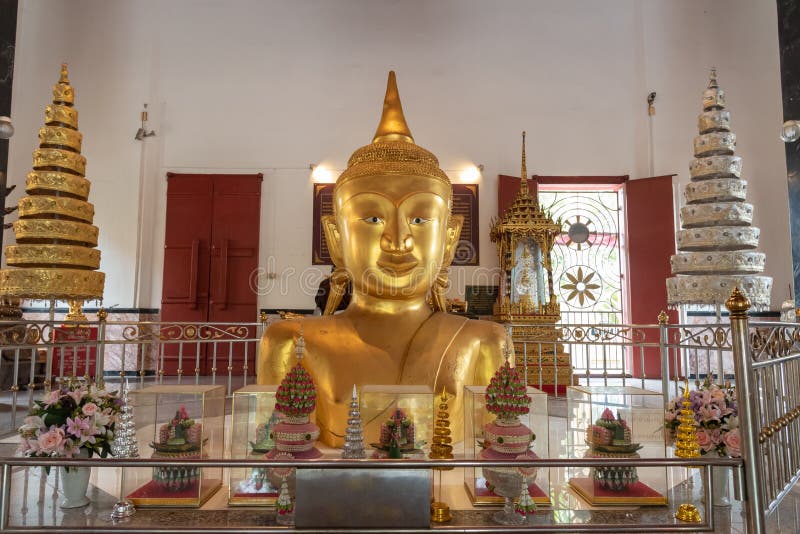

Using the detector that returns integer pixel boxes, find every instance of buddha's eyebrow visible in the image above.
[347,191,444,208]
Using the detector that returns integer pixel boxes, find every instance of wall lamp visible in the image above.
[458,163,484,183]
[134,104,156,141]
[0,116,13,139]
[309,163,336,183]
[781,120,800,143]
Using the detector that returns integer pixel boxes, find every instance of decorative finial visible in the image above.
[372,71,414,144]
[707,67,718,89]
[657,310,669,325]
[519,131,529,197]
[725,286,751,317]
[352,383,357,400]
[294,325,305,361]
[440,386,448,402]
[59,63,69,84]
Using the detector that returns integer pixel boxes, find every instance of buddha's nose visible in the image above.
[381,217,414,253]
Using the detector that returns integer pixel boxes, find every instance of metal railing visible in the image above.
[0,316,267,436]
[728,298,800,533]
[0,305,797,532]
[511,318,733,405]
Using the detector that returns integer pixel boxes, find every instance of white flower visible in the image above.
[20,415,43,432]
[94,409,111,428]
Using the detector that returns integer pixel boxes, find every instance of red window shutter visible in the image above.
[498,175,536,215]
[625,175,678,378]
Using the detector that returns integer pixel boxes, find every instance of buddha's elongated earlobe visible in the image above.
[432,215,463,312]
[321,216,350,315]
[321,215,344,267]
[324,267,350,315]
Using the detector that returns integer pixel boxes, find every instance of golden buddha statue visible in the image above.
[257,72,509,447]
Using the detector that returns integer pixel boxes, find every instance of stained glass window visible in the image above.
[538,187,627,370]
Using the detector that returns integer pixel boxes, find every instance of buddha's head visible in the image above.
[322,72,462,312]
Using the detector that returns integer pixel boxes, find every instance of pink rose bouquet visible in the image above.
[18,381,122,461]
[665,379,739,458]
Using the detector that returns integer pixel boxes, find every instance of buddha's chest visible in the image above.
[302,342,442,406]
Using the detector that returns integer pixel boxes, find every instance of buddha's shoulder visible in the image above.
[431,313,507,345]
[262,315,342,345]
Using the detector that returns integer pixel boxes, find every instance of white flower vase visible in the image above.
[59,452,91,509]
[709,450,731,507]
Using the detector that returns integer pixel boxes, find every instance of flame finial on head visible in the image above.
[372,71,414,144]
[334,71,450,191]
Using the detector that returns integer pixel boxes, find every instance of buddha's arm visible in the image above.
[256,320,300,385]
[472,321,512,384]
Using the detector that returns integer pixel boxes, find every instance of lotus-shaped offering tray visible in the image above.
[585,439,643,455]
[249,441,273,454]
[150,438,207,454]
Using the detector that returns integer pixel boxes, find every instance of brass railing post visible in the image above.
[658,310,670,407]
[95,308,107,384]
[726,287,765,533]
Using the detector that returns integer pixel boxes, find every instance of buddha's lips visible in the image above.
[376,256,419,276]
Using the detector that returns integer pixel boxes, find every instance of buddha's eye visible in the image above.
[410,217,430,225]
[363,216,383,224]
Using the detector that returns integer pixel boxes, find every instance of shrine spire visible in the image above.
[519,131,529,198]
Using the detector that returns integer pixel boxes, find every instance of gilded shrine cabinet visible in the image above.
[490,133,576,394]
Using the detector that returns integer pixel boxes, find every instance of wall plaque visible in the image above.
[465,285,499,316]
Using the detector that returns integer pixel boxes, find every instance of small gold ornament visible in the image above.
[674,379,703,523]
[430,500,452,523]
[429,387,454,462]
[64,299,87,322]
[675,503,702,522]
[674,380,701,460]
[429,387,453,523]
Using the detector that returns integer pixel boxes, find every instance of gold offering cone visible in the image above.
[0,64,104,306]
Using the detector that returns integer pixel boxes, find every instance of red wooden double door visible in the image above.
[161,173,263,376]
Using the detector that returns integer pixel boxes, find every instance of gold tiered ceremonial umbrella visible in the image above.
[0,64,104,319]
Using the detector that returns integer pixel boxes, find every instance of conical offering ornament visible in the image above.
[666,68,771,310]
[674,379,702,523]
[341,384,366,459]
[429,387,454,461]
[0,64,104,309]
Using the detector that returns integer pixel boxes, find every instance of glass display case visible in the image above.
[566,385,667,506]
[463,385,550,506]
[124,384,225,507]
[360,385,433,458]
[228,385,280,506]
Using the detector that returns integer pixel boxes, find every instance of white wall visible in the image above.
[6,0,791,312]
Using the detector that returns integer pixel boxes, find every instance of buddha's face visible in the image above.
[333,175,455,300]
